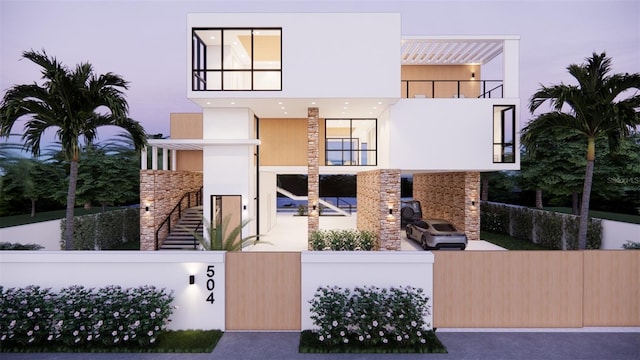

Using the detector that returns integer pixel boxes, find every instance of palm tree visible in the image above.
[522,52,640,249]
[0,50,147,249]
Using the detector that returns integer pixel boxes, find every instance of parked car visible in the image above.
[400,200,422,228]
[405,219,467,250]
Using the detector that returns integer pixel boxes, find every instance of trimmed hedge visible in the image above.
[60,208,139,250]
[0,285,174,350]
[309,229,377,251]
[481,202,602,250]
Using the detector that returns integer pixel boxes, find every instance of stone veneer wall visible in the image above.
[140,170,203,250]
[307,107,319,247]
[413,172,480,241]
[357,169,401,250]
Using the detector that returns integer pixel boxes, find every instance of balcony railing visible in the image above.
[401,80,503,99]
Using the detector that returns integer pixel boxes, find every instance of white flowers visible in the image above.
[319,335,325,341]
[372,320,379,327]
[332,320,338,327]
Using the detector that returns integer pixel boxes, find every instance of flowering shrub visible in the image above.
[309,230,377,251]
[0,285,174,349]
[308,285,431,349]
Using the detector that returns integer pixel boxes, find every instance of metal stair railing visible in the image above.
[155,187,203,250]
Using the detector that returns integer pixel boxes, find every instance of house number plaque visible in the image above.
[206,265,215,303]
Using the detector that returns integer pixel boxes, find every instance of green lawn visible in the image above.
[0,206,132,228]
[481,231,553,250]
[0,330,223,353]
[543,207,640,224]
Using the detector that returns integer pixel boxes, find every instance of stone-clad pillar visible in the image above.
[307,107,319,248]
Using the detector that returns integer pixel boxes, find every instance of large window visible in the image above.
[192,28,282,91]
[325,119,377,166]
[493,105,515,163]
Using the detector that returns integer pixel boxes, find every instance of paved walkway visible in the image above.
[3,330,638,360]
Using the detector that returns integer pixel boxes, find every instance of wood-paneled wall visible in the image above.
[401,65,481,98]
[223,251,638,330]
[170,113,203,139]
[583,251,639,326]
[259,118,326,166]
[433,250,640,328]
[225,252,301,330]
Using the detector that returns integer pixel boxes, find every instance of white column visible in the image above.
[151,146,158,170]
[141,147,147,170]
[162,148,169,170]
[171,150,177,171]
[503,38,520,98]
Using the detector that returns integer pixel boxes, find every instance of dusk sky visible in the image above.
[1,0,638,146]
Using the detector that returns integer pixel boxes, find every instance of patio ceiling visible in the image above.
[401,37,504,65]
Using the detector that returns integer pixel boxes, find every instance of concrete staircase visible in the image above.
[159,206,203,250]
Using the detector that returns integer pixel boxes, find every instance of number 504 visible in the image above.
[206,265,215,303]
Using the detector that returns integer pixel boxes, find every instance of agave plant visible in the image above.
[191,214,263,251]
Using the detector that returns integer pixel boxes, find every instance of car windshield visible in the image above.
[432,223,457,232]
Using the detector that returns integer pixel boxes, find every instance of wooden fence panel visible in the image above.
[583,251,640,326]
[225,252,301,330]
[433,251,583,328]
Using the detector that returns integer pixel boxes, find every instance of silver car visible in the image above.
[405,219,467,250]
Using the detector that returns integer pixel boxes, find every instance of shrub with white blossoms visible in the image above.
[309,285,430,347]
[0,285,174,349]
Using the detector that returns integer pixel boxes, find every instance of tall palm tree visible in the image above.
[0,50,147,249]
[522,52,640,249]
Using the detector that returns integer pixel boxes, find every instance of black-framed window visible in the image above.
[325,119,377,166]
[493,105,516,163]
[192,28,282,91]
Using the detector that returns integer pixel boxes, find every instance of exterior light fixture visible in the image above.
[189,275,195,285]
[471,72,475,79]
[389,208,393,215]
[145,206,150,212]
[312,205,317,211]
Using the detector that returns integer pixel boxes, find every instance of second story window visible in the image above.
[192,28,282,91]
[325,119,377,166]
[493,105,516,163]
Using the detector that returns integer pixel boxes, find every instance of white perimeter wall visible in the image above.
[387,98,520,171]
[0,220,61,250]
[301,251,434,330]
[187,13,400,99]
[0,251,226,330]
[601,219,640,249]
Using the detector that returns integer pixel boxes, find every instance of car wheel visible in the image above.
[421,235,429,250]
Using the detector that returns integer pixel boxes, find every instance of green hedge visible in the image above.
[309,229,377,251]
[60,208,139,250]
[481,202,602,250]
[0,285,173,350]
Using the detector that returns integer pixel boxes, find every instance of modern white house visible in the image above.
[139,12,520,251]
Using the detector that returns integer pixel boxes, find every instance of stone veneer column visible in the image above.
[307,107,319,247]
[139,170,203,250]
[413,171,480,241]
[356,169,401,250]
[464,172,480,241]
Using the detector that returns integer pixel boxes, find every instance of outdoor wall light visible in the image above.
[312,205,317,211]
[471,72,475,79]
[389,208,393,215]
[472,201,476,207]
[189,275,195,285]
[145,206,150,212]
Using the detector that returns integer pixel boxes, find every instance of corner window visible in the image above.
[493,105,515,163]
[192,28,282,91]
[325,119,377,166]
